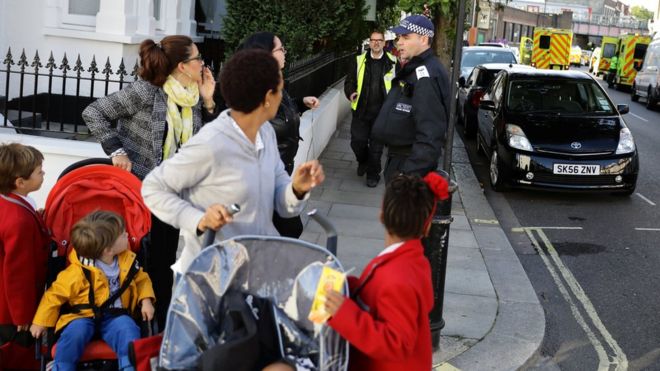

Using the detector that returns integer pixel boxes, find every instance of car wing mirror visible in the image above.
[617,104,629,114]
[479,100,496,111]
[458,76,466,87]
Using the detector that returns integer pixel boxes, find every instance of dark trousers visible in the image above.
[350,115,384,179]
[146,214,180,330]
[384,155,407,183]
[273,211,303,238]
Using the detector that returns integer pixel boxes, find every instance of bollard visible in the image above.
[422,170,458,350]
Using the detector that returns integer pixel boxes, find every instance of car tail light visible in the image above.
[471,90,485,108]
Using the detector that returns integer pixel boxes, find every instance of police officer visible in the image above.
[372,15,450,182]
[345,30,398,187]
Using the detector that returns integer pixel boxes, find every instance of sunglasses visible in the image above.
[183,53,203,63]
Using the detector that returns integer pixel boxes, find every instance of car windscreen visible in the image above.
[461,51,516,69]
[507,79,616,114]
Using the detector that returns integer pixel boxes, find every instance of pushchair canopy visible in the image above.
[160,236,349,371]
[44,160,151,255]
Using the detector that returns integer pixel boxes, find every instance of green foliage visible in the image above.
[222,0,369,60]
[397,0,462,60]
[631,6,654,21]
[376,0,402,29]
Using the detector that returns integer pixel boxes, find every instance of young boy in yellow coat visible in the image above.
[30,210,155,371]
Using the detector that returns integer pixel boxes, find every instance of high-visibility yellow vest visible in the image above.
[609,55,618,70]
[351,52,397,111]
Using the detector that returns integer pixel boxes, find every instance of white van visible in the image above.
[632,37,660,109]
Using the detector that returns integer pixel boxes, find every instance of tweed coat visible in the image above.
[83,79,214,180]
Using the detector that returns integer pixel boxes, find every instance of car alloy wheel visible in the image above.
[489,150,507,191]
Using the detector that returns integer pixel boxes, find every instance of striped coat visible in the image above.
[83,79,214,179]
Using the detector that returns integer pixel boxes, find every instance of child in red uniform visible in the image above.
[325,173,448,371]
[0,143,51,371]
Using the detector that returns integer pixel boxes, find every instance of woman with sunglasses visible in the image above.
[229,32,320,239]
[83,35,219,329]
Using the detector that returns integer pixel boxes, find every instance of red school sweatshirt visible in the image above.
[328,239,434,371]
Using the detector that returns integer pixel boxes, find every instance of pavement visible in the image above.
[299,114,547,371]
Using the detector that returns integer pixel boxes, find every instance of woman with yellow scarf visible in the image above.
[83,35,218,329]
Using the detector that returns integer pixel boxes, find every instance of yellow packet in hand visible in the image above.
[308,266,346,324]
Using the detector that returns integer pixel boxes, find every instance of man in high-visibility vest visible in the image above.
[344,30,397,187]
[608,54,619,88]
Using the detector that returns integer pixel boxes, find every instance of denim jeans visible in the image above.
[52,315,140,371]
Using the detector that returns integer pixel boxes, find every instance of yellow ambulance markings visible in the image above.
[532,29,572,70]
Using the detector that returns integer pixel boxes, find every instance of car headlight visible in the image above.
[506,124,533,151]
[616,127,635,154]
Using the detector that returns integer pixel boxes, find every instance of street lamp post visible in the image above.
[423,0,466,351]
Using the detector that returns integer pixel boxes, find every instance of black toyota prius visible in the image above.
[476,68,638,194]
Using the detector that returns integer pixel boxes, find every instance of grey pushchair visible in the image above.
[158,210,349,371]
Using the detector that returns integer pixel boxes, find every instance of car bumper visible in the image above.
[500,148,638,192]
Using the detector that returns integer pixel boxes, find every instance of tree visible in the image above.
[631,6,654,21]
[397,0,470,68]
[222,0,369,61]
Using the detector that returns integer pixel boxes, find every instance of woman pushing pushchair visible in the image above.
[141,48,325,278]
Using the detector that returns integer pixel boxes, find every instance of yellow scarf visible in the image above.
[162,75,199,159]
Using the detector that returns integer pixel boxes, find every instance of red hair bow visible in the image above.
[423,172,449,201]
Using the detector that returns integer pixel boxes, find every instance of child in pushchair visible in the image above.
[156,211,349,371]
[30,210,155,371]
[34,158,155,370]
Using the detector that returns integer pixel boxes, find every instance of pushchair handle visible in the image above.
[202,229,216,248]
[306,209,337,256]
[201,204,241,248]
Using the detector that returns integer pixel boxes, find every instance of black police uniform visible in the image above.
[372,48,450,181]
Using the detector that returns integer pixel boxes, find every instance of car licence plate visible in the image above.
[553,164,601,175]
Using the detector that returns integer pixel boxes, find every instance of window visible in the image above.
[153,0,166,30]
[477,70,499,87]
[634,44,647,60]
[513,24,521,42]
[539,36,551,49]
[467,69,479,87]
[62,0,100,27]
[505,22,513,42]
[491,74,505,108]
[603,44,616,58]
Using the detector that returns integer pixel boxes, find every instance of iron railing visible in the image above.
[1,47,353,139]
[1,48,138,139]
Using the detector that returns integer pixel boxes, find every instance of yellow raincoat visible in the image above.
[32,249,155,332]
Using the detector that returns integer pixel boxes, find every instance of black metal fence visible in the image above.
[0,46,354,139]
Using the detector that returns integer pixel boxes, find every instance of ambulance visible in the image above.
[569,46,583,66]
[595,36,618,77]
[612,33,651,88]
[531,28,573,70]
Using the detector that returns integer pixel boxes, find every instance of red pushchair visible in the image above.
[37,158,152,370]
